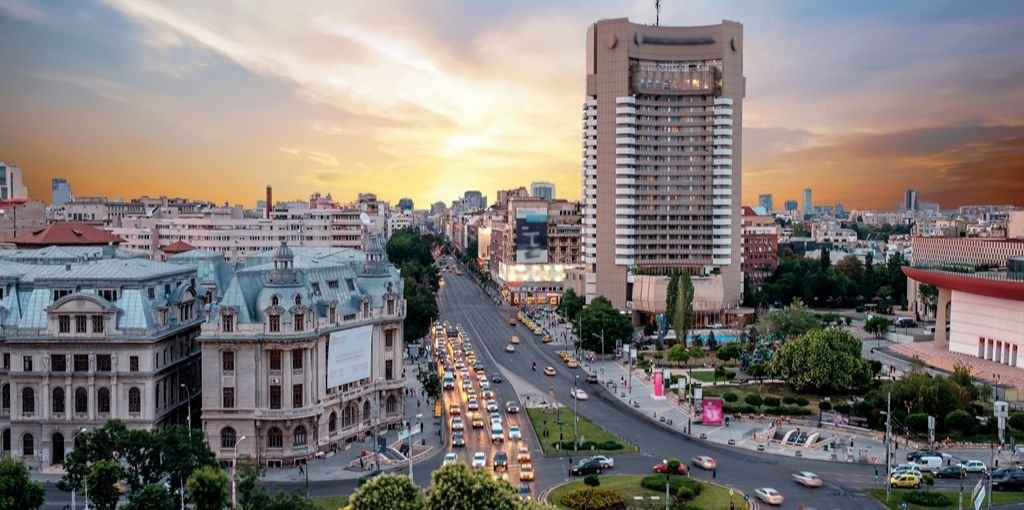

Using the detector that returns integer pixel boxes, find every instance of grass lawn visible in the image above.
[547,474,740,510]
[525,407,636,457]
[866,489,1024,509]
[312,495,349,510]
[702,383,838,412]
[688,370,733,384]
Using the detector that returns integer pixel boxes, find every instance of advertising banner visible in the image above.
[652,371,664,399]
[515,208,548,263]
[702,398,724,426]
[327,324,374,387]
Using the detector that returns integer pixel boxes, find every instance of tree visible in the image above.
[1009,412,1024,432]
[425,463,520,510]
[86,460,123,510]
[0,457,45,510]
[666,344,690,363]
[234,456,264,510]
[557,288,584,322]
[944,409,974,434]
[351,474,423,510]
[575,296,633,354]
[417,369,441,404]
[835,255,864,285]
[768,328,873,394]
[713,365,729,383]
[919,283,939,318]
[864,316,890,338]
[257,491,321,510]
[666,270,680,328]
[819,247,831,271]
[716,344,742,363]
[670,272,695,346]
[755,300,821,341]
[706,331,718,350]
[906,413,930,434]
[124,483,174,510]
[187,465,229,510]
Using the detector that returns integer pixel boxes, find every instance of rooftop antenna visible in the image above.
[655,0,661,26]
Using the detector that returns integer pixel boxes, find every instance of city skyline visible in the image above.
[2,0,1024,209]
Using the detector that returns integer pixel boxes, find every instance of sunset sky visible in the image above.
[1,0,1023,210]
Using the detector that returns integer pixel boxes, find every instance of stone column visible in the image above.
[934,287,951,348]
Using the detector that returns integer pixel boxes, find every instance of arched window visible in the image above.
[294,295,302,306]
[2,384,10,410]
[97,388,110,414]
[329,411,337,433]
[2,429,9,452]
[23,433,34,456]
[362,401,371,424]
[342,404,355,427]
[385,395,398,415]
[292,426,307,447]
[128,387,141,413]
[267,427,283,449]
[271,295,279,307]
[75,388,87,414]
[21,388,34,415]
[220,427,237,448]
[52,388,65,414]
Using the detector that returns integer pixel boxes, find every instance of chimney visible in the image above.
[266,185,272,219]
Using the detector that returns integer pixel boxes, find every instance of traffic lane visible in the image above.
[441,273,872,509]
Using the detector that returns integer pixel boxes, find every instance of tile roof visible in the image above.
[12,222,124,247]
[161,240,196,254]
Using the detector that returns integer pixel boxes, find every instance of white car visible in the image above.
[509,425,522,440]
[505,344,516,353]
[962,460,987,473]
[487,400,499,412]
[489,412,502,424]
[591,455,615,469]
[451,417,464,431]
[754,488,784,506]
[692,456,717,470]
[892,464,923,477]
[467,398,479,411]
[792,471,822,487]
[571,388,589,400]
[472,452,487,468]
[442,453,458,466]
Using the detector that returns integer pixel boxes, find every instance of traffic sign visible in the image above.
[729,489,734,496]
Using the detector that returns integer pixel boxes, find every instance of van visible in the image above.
[912,456,944,473]
[894,318,917,328]
[491,423,504,443]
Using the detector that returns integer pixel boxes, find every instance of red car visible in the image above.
[653,463,688,475]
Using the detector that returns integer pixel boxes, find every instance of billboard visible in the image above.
[652,371,664,399]
[515,207,548,263]
[327,324,374,388]
[702,398,724,426]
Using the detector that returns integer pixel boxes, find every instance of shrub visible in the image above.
[675,487,695,501]
[560,488,625,510]
[583,474,600,487]
[640,475,701,493]
[906,413,929,434]
[553,440,624,451]
[795,396,809,407]
[818,401,832,411]
[723,404,756,415]
[834,403,852,414]
[764,407,783,416]
[763,396,781,407]
[782,396,796,405]
[666,458,681,474]
[745,394,762,408]
[723,392,738,403]
[945,409,974,434]
[902,490,951,507]
[1010,412,1024,431]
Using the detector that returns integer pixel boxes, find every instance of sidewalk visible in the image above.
[589,359,1016,468]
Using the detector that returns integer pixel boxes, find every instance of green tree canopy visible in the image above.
[575,296,633,353]
[351,473,424,510]
[864,316,890,338]
[768,328,872,394]
[124,483,174,510]
[86,460,123,510]
[670,271,694,346]
[716,344,742,362]
[755,300,821,341]
[556,288,585,322]
[425,463,520,510]
[0,457,45,510]
[186,465,229,510]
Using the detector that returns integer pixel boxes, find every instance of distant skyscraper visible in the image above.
[581,18,744,311]
[51,178,73,207]
[758,194,773,213]
[784,200,798,212]
[531,181,556,200]
[462,190,486,210]
[397,197,414,211]
[802,188,813,215]
[904,189,919,211]
[0,162,28,200]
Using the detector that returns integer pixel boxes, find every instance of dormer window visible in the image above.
[58,315,71,334]
[271,295,280,307]
[294,295,302,306]
[311,283,320,295]
[99,289,119,302]
[329,304,337,323]
[346,279,356,291]
[53,289,72,301]
[222,313,234,333]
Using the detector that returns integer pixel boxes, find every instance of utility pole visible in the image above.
[989,442,995,510]
[654,0,662,26]
[885,391,892,503]
[180,384,192,439]
[231,435,247,510]
[574,375,580,453]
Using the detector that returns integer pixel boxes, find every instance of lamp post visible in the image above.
[71,427,88,510]
[663,458,670,510]
[409,413,422,482]
[374,377,384,470]
[231,435,247,510]
[179,384,192,439]
[573,375,580,453]
[884,391,892,504]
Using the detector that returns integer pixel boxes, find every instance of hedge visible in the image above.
[722,392,739,403]
[552,440,624,451]
[902,491,952,507]
[763,397,781,407]
[782,396,796,405]
[640,475,703,495]
[795,396,809,407]
[560,488,626,510]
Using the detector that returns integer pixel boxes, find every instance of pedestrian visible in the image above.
[359,455,364,468]
[417,399,421,408]
[298,463,305,475]
[713,468,717,479]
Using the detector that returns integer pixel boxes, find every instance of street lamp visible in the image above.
[71,428,88,510]
[409,413,422,482]
[179,384,192,439]
[662,458,670,510]
[231,435,247,510]
[573,375,580,453]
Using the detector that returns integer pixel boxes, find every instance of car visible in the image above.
[508,318,517,326]
[894,318,918,328]
[963,460,988,473]
[571,388,589,400]
[460,369,470,379]
[503,401,520,414]
[519,463,535,481]
[992,472,1024,491]
[486,400,499,412]
[481,388,494,399]
[754,488,784,506]
[461,380,472,391]
[911,456,944,473]
[467,399,479,411]
[517,445,531,463]
[492,373,503,383]
[590,455,615,469]
[652,462,688,475]
[506,344,516,353]
[906,449,942,462]
[936,465,967,479]
[567,359,579,369]
[474,362,486,373]
[492,471,510,482]
[586,373,599,384]
[472,452,487,468]
[792,472,822,487]
[451,417,464,431]
[692,456,717,470]
[442,453,458,466]
[472,416,486,429]
[452,432,465,447]
[509,425,522,440]
[544,366,556,376]
[493,451,509,472]
[570,459,603,476]
[517,483,532,500]
[511,336,520,344]
[890,472,922,488]
[489,412,502,424]
[558,351,571,361]
[542,335,553,343]
[991,467,1024,480]
[449,404,461,416]
[466,390,477,402]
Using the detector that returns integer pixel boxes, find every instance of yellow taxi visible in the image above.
[889,472,922,489]
[566,359,579,369]
[519,463,535,481]
[517,444,531,463]
[558,351,571,361]
[542,334,552,343]
[449,403,461,416]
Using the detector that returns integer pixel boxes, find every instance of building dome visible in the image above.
[274,241,295,262]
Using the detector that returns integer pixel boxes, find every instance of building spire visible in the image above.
[655,0,661,26]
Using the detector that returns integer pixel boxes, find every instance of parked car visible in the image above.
[570,459,603,476]
[894,318,918,328]
[792,472,822,487]
[754,488,784,505]
[692,456,717,470]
